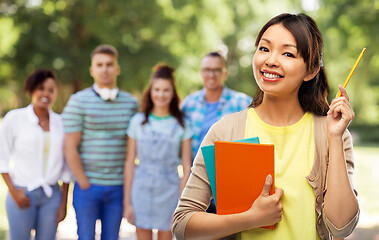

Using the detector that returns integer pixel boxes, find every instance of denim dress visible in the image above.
[131,120,181,230]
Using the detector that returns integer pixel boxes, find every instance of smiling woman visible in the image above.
[28,77,57,130]
[0,69,71,240]
[252,24,321,115]
[172,13,359,240]
[124,64,192,240]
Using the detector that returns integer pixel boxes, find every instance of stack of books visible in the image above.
[201,137,275,229]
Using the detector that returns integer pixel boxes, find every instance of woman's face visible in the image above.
[151,78,174,109]
[252,24,313,98]
[31,78,57,110]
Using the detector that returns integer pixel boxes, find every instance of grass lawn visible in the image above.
[0,146,378,240]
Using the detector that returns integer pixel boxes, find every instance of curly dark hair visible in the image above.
[24,69,57,95]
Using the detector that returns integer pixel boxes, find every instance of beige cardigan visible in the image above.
[172,109,359,240]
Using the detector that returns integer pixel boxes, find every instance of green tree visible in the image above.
[315,0,379,124]
[1,0,378,128]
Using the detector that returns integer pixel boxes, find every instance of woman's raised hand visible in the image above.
[327,85,355,138]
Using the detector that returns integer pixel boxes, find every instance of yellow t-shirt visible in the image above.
[242,108,321,240]
[43,131,50,176]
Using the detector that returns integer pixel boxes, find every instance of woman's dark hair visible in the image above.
[250,13,330,116]
[24,69,57,95]
[141,64,184,127]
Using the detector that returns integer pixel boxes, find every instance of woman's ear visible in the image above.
[304,66,320,82]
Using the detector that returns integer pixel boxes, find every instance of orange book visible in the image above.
[215,141,275,229]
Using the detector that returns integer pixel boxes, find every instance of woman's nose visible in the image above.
[157,91,164,97]
[265,54,279,68]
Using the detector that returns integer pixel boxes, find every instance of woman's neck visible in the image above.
[152,106,170,117]
[255,94,305,127]
[33,105,49,120]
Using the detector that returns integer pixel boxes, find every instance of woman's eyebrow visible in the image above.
[261,38,297,49]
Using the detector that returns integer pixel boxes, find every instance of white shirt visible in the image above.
[0,105,72,197]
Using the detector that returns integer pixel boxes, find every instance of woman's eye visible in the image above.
[258,47,269,52]
[284,52,295,58]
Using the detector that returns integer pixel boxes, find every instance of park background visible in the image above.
[0,0,378,239]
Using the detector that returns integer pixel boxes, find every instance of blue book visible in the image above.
[201,137,260,205]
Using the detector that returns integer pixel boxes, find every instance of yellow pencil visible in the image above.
[337,48,366,97]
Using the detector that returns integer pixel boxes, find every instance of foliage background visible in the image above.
[0,0,378,134]
[0,0,378,237]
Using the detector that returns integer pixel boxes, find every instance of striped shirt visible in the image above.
[62,87,138,185]
[181,86,252,159]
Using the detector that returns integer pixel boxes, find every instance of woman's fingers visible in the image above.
[328,100,354,119]
[329,96,350,110]
[338,85,350,101]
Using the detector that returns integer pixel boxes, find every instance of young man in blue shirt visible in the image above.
[181,52,252,213]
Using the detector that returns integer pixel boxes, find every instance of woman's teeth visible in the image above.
[263,72,281,79]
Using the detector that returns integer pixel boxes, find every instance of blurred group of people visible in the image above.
[0,44,250,240]
[0,12,360,240]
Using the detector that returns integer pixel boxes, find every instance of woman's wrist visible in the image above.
[327,131,343,141]
[7,184,19,197]
[327,135,344,145]
[239,209,261,230]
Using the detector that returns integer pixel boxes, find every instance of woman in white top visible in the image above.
[0,70,71,240]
